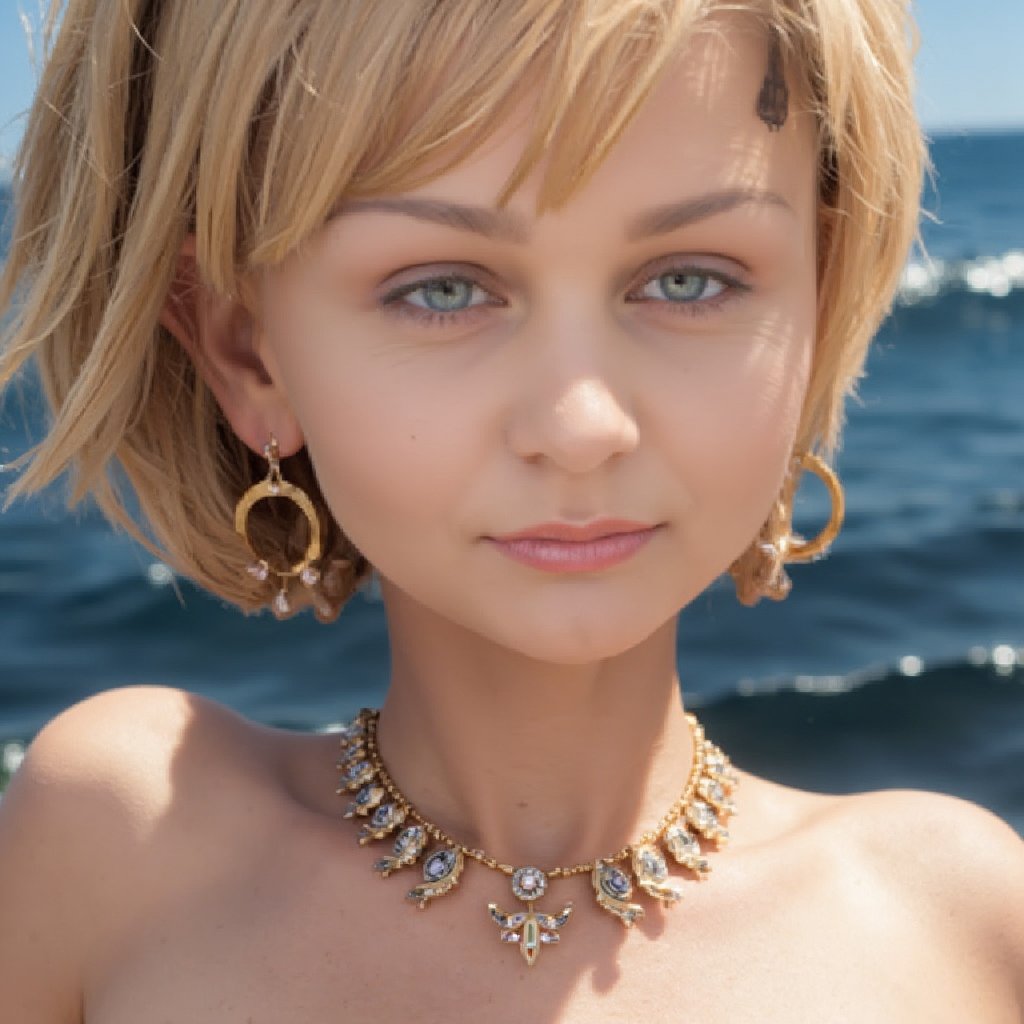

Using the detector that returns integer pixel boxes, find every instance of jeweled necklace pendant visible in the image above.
[487,866,574,966]
[335,708,738,968]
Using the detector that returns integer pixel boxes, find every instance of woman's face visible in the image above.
[252,20,819,663]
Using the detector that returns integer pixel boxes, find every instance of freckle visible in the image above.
[516,801,528,810]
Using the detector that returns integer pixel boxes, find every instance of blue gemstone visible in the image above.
[605,868,630,896]
[425,850,454,880]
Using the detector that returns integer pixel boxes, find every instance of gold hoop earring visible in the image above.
[729,451,845,606]
[784,451,845,562]
[235,436,323,618]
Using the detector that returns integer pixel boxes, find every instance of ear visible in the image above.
[160,237,304,457]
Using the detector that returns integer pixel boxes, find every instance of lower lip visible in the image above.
[487,528,659,573]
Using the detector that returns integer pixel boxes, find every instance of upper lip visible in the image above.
[490,519,659,543]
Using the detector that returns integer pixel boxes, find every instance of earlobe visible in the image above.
[160,237,304,457]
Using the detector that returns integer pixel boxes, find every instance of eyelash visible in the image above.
[379,264,748,328]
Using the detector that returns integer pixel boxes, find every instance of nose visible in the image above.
[506,364,640,475]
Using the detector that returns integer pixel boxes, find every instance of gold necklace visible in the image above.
[336,708,737,966]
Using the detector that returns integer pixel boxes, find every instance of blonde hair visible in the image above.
[0,0,924,620]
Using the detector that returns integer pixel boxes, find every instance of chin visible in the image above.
[483,605,678,666]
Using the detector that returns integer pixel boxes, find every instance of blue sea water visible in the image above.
[1,132,1022,831]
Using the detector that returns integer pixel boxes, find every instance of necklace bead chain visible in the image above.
[335,707,738,966]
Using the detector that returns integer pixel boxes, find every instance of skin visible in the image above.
[0,18,1022,1024]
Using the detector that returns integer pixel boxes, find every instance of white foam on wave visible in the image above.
[898,249,1024,304]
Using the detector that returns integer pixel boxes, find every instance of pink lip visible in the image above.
[486,520,661,573]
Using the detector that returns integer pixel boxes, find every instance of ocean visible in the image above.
[1,132,1022,833]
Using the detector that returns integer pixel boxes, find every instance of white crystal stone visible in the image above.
[664,824,700,864]
[512,866,548,901]
[300,565,321,588]
[247,560,270,582]
[637,847,667,881]
[688,800,717,830]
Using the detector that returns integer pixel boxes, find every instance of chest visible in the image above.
[83,845,1002,1024]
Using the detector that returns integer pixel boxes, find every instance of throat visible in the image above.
[370,628,697,869]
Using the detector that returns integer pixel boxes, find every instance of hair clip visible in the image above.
[756,31,789,132]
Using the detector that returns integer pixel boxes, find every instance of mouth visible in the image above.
[485,520,662,573]
[490,519,660,543]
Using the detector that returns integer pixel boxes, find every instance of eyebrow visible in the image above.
[336,188,793,244]
[625,189,793,240]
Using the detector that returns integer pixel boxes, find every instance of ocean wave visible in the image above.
[897,250,1024,305]
[707,642,1022,700]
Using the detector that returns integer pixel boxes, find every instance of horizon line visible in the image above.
[1,123,1023,182]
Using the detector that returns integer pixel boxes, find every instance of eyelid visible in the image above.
[377,262,504,305]
[628,252,750,289]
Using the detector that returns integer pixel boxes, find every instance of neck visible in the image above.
[376,592,693,869]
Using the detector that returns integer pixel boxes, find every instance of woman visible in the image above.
[1,1,1021,1020]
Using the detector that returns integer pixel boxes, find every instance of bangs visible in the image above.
[195,0,712,278]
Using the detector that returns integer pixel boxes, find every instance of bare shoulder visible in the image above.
[21,681,259,766]
[3,684,276,838]
[745,774,1024,906]
[0,685,280,1023]
[827,788,1024,909]
[733,776,1023,1018]
[818,787,1024,1005]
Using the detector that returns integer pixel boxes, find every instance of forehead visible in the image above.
[382,16,816,224]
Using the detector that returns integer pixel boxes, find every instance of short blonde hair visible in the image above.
[0,0,924,620]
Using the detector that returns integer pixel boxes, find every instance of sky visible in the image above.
[1,1,1022,172]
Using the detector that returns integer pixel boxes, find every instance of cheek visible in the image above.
[268,327,472,573]
[296,374,448,555]
[660,306,815,569]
